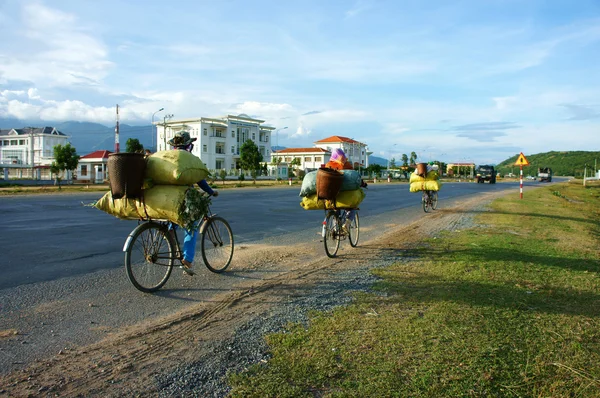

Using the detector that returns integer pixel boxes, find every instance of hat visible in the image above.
[330,148,347,163]
[168,131,197,147]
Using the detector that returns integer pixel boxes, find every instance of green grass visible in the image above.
[228,181,600,397]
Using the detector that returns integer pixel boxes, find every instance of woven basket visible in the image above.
[416,163,428,177]
[316,167,343,200]
[107,153,147,199]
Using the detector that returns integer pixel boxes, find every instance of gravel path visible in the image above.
[0,191,502,397]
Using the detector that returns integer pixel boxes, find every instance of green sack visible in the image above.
[145,150,209,185]
[299,169,362,197]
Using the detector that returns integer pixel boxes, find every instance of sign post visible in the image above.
[514,152,530,199]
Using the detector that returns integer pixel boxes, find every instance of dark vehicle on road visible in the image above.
[538,167,553,182]
[475,165,496,184]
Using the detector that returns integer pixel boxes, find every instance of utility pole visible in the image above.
[162,114,174,149]
[115,104,120,153]
[29,126,35,179]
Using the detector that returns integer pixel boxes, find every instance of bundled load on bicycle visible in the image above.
[298,149,367,211]
[299,149,367,257]
[410,162,441,212]
[409,162,441,192]
[94,147,212,231]
[92,132,233,289]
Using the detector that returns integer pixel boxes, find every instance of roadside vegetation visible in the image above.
[229,181,600,397]
[496,150,600,178]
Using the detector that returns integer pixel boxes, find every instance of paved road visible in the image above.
[0,179,548,290]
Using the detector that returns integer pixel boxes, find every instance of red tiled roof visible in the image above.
[314,136,362,144]
[81,150,112,159]
[275,148,330,154]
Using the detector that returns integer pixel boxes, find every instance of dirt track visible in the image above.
[0,190,506,397]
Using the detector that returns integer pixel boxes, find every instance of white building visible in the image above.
[313,136,369,169]
[155,114,275,174]
[270,147,331,178]
[0,127,69,179]
[77,150,111,184]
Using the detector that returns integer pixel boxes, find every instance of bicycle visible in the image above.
[122,204,234,293]
[322,208,360,258]
[422,190,438,213]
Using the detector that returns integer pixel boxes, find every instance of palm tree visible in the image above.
[409,151,418,165]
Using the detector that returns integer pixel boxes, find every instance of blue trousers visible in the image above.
[170,223,199,263]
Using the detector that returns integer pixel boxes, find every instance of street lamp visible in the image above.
[275,126,288,149]
[162,114,174,149]
[152,107,164,151]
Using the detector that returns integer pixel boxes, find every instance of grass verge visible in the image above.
[228,181,600,397]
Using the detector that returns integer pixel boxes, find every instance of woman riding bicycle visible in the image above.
[325,149,367,231]
[168,131,218,276]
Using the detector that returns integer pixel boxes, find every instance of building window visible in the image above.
[216,159,224,169]
[315,156,322,162]
[304,157,311,161]
[231,146,235,154]
[10,140,17,145]
[285,157,292,162]
[3,140,8,145]
[252,132,256,140]
[232,130,235,137]
[81,165,88,176]
[19,140,25,145]
[215,143,225,154]
[203,128,207,136]
[203,144,207,152]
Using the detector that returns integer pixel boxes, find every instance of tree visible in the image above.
[289,157,301,176]
[366,164,383,177]
[125,138,144,153]
[50,143,80,189]
[239,139,263,183]
[219,169,227,185]
[271,156,283,179]
[409,151,418,165]
[401,154,409,167]
[389,157,396,169]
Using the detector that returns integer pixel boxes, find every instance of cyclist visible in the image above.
[167,131,218,276]
[324,148,367,233]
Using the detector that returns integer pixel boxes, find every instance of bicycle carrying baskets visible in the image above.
[107,153,147,199]
[316,167,343,201]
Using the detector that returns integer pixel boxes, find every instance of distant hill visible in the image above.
[0,118,155,154]
[54,121,154,154]
[495,151,600,178]
[368,155,388,167]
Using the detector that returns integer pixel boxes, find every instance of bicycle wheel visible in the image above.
[348,212,360,247]
[200,216,234,273]
[124,222,174,293]
[323,211,341,258]
[422,192,430,213]
[431,191,438,210]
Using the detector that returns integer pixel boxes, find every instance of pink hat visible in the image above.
[330,148,346,162]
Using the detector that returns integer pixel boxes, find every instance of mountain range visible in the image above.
[0,118,390,166]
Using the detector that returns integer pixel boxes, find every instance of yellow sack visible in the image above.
[409,180,442,192]
[409,170,439,183]
[94,185,210,230]
[300,189,366,210]
[145,150,209,185]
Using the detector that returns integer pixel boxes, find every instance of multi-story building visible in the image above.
[0,127,69,179]
[155,114,275,173]
[269,135,370,178]
[270,147,331,178]
[313,136,369,169]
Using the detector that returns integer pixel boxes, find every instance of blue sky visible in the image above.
[0,0,599,164]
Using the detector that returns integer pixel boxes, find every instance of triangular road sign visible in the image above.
[514,152,529,166]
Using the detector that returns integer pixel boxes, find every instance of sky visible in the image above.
[0,0,599,164]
